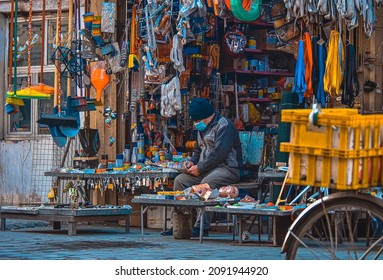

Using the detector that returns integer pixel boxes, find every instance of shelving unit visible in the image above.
[220,16,295,128]
[239,97,273,102]
[229,69,294,77]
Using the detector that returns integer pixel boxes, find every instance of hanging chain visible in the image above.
[27,0,33,87]
[56,0,62,112]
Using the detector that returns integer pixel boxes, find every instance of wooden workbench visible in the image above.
[205,206,292,246]
[131,197,235,243]
[0,206,132,235]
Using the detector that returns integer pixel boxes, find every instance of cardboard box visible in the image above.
[239,103,249,123]
[233,58,246,70]
[118,193,146,228]
[146,206,172,229]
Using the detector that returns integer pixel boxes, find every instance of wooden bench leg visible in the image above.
[53,221,61,230]
[68,222,77,236]
[273,216,291,246]
[239,215,243,244]
[1,218,5,231]
[125,217,130,233]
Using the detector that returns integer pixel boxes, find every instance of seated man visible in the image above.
[162,98,243,237]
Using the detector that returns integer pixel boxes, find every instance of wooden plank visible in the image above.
[89,2,118,208]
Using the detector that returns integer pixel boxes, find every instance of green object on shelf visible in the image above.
[230,0,262,22]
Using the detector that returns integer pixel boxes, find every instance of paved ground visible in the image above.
[0,220,285,260]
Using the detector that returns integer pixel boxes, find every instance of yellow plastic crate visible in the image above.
[280,109,383,190]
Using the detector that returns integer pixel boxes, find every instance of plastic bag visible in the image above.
[106,43,123,74]
[101,2,116,33]
[219,185,239,198]
[191,183,212,196]
[224,30,247,54]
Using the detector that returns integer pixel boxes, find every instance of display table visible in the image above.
[44,170,180,180]
[205,206,292,246]
[0,206,132,235]
[131,197,225,244]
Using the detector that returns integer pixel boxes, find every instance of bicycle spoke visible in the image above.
[321,199,336,259]
[284,192,383,260]
[360,235,383,260]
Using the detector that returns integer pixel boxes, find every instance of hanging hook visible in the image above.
[300,19,303,40]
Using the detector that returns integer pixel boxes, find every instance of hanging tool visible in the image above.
[128,5,140,71]
[59,0,80,138]
[37,0,78,147]
[90,60,110,106]
[316,37,327,108]
[144,5,157,51]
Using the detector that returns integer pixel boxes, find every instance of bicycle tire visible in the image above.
[282,191,383,260]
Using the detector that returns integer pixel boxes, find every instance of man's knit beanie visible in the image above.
[188,98,215,121]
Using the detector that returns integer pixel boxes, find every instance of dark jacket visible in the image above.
[190,112,243,175]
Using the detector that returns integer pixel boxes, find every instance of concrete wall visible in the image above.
[0,13,5,140]
[0,141,34,205]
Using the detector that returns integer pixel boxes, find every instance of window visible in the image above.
[5,15,68,139]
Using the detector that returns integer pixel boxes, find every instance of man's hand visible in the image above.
[187,165,200,176]
[183,160,194,171]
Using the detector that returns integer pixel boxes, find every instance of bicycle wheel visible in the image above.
[282,191,383,260]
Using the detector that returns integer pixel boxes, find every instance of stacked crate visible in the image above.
[280,109,383,190]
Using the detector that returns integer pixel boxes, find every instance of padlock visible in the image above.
[107,179,114,190]
[154,177,161,189]
[126,178,131,190]
[149,177,153,190]
[136,176,141,187]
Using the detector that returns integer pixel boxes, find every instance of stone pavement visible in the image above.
[0,220,285,260]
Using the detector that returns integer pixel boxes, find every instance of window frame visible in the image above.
[4,13,68,140]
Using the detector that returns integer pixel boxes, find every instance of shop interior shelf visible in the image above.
[226,70,294,76]
[244,48,295,55]
[239,97,273,102]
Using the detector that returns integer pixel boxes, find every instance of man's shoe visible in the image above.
[191,226,209,237]
[160,227,173,236]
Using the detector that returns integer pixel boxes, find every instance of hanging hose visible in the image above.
[230,0,261,22]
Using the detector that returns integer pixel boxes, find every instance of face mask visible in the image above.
[194,120,207,131]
